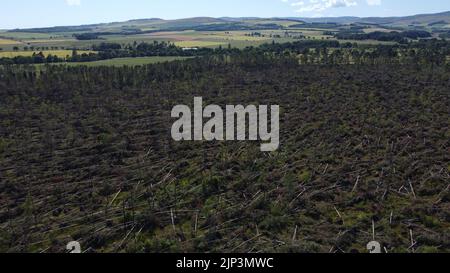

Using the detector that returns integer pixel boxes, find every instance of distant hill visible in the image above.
[292,16,360,24]
[8,11,450,33]
[357,11,450,26]
[292,11,450,26]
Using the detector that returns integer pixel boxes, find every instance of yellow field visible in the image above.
[0,38,22,45]
[0,50,96,58]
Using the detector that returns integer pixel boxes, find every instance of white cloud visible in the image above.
[288,0,358,13]
[66,0,81,6]
[366,0,381,6]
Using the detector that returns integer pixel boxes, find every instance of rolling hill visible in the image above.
[357,11,450,26]
[6,11,450,34]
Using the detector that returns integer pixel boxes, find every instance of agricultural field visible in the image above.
[0,50,95,58]
[1,18,437,53]
[107,30,293,48]
[173,40,228,48]
[0,38,22,45]
[1,30,286,51]
[22,39,74,44]
[41,56,194,67]
[0,31,65,39]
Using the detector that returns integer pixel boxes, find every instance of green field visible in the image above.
[0,50,95,58]
[174,40,228,48]
[0,31,66,39]
[42,56,193,67]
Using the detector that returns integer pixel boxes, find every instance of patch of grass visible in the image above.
[23,39,73,44]
[47,56,193,67]
[0,32,62,39]
[418,246,441,253]
[174,40,227,48]
[1,32,63,39]
[421,215,441,229]
[298,170,312,183]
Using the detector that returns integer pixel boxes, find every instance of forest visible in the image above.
[0,38,449,253]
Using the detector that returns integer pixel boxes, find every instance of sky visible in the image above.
[1,0,450,29]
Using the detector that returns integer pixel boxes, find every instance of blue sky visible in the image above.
[1,0,450,29]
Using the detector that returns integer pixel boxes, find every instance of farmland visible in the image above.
[39,56,194,67]
[0,30,292,51]
[0,50,95,58]
[0,38,22,45]
[3,15,445,54]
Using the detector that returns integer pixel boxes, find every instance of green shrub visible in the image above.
[298,170,312,183]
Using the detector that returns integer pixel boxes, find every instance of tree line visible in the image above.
[1,38,449,66]
[334,30,432,43]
